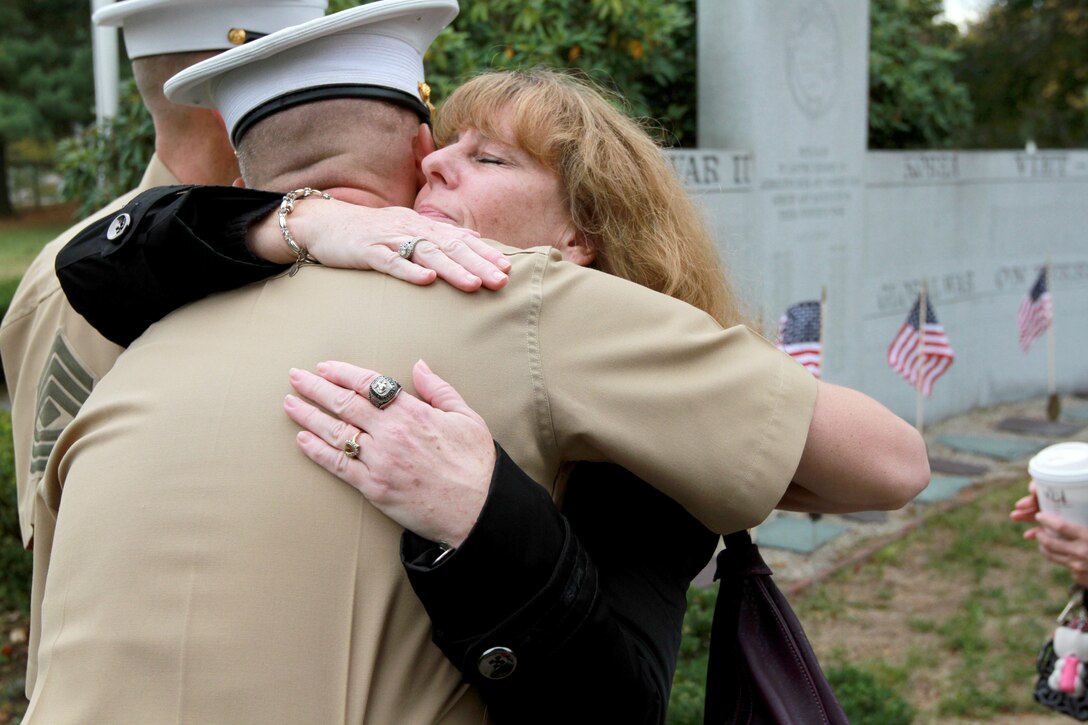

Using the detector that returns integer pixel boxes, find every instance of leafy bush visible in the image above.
[335,0,698,145]
[0,410,32,614]
[0,277,23,384]
[57,2,697,210]
[56,78,154,220]
[868,0,973,149]
[826,663,915,725]
[0,277,21,325]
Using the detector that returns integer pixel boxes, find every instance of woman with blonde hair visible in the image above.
[424,69,739,326]
[60,68,925,722]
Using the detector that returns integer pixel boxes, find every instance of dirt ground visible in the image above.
[798,490,1068,723]
[765,394,1088,723]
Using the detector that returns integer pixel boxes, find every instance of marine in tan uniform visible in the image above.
[0,0,328,697]
[26,2,816,723]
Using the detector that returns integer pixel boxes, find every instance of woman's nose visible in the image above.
[422,146,455,187]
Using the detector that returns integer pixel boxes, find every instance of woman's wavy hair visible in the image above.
[433,69,745,327]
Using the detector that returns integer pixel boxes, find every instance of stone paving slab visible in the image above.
[755,515,847,554]
[928,456,989,476]
[936,434,1046,461]
[996,416,1085,437]
[758,395,1088,590]
[1063,406,1088,421]
[841,510,889,523]
[914,475,976,504]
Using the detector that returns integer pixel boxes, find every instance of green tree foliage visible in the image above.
[66,0,1079,210]
[868,0,974,148]
[57,79,155,220]
[60,0,697,205]
[955,0,1088,148]
[332,0,698,145]
[0,0,95,217]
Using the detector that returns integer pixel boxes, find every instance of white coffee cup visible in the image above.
[1030,442,1088,527]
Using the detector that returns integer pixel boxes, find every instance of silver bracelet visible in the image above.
[432,542,456,566]
[278,187,332,276]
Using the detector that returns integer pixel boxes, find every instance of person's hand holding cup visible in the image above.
[1014,442,1088,586]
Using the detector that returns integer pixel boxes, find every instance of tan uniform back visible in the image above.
[0,157,178,696]
[26,248,816,724]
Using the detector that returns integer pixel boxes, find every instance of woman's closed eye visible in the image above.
[474,155,507,165]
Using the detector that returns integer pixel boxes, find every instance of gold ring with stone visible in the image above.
[342,431,362,458]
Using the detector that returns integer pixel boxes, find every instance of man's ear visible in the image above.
[232,176,246,188]
[413,123,436,189]
[556,229,596,267]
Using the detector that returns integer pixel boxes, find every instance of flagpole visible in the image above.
[915,281,927,434]
[819,286,827,379]
[808,287,829,543]
[1046,255,1060,421]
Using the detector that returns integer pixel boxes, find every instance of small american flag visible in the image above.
[777,301,821,378]
[1017,267,1052,352]
[887,294,955,397]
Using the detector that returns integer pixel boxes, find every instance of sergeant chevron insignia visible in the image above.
[31,333,97,474]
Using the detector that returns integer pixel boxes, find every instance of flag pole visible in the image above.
[915,281,927,434]
[808,287,829,540]
[819,286,827,379]
[1046,255,1060,421]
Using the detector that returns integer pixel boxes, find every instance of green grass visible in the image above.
[0,209,71,370]
[0,218,68,283]
[669,480,1071,724]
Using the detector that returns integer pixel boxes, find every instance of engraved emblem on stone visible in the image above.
[106,213,131,241]
[785,0,842,120]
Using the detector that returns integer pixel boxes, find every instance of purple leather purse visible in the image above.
[704,531,849,725]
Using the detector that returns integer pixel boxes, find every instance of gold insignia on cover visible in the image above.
[228,28,248,45]
[418,81,435,117]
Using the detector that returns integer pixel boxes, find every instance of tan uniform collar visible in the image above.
[139,154,182,189]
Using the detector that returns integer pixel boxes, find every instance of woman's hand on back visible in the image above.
[250,198,511,292]
[283,359,496,547]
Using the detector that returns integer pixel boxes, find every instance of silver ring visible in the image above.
[368,376,402,409]
[342,431,361,458]
[399,236,426,260]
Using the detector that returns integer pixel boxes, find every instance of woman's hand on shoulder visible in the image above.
[283,359,496,547]
[250,199,510,292]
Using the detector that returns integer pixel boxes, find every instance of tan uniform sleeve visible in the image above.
[535,257,817,534]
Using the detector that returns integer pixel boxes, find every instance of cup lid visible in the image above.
[1029,442,1088,483]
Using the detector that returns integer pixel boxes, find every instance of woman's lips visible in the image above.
[415,205,458,226]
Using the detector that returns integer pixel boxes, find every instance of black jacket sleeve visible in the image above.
[56,185,286,346]
[403,447,718,725]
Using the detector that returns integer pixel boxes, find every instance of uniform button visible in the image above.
[106,213,131,241]
[477,647,517,680]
